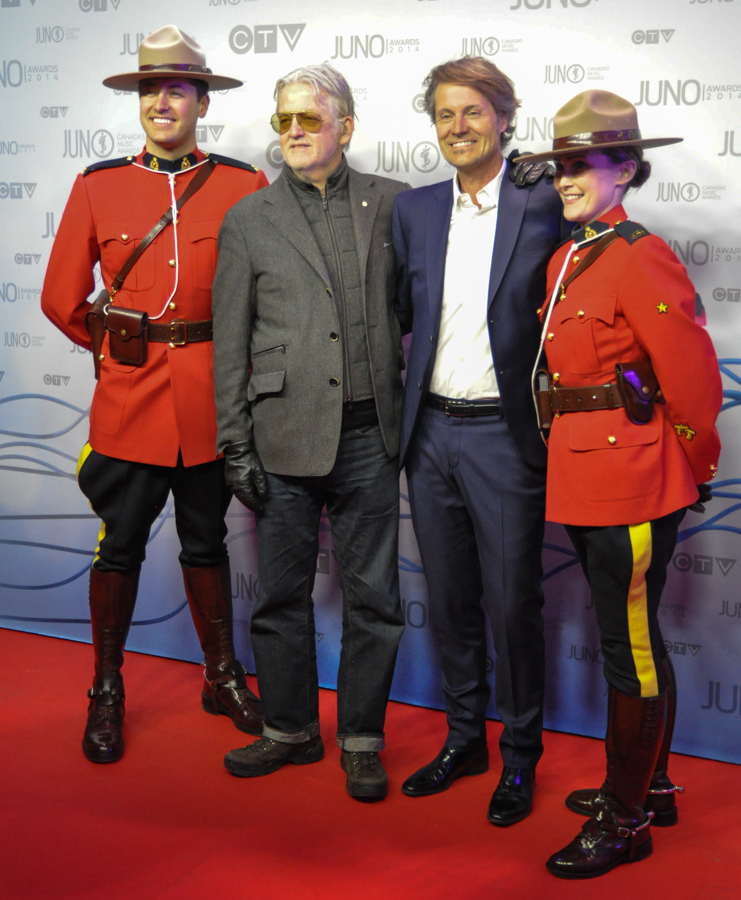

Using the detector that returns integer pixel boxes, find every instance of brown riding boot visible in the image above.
[82,567,139,764]
[566,657,683,826]
[182,561,263,735]
[547,689,666,879]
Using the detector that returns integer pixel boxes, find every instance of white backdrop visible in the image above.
[1,0,740,763]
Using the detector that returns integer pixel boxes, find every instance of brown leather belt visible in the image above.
[147,319,213,345]
[426,392,501,417]
[546,382,624,414]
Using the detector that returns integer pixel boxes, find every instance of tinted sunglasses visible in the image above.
[270,111,325,134]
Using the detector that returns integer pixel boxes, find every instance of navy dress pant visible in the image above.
[406,407,547,769]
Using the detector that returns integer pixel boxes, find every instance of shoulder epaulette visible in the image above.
[81,156,135,177]
[614,220,651,244]
[206,153,259,174]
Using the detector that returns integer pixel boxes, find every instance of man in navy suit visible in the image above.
[393,57,563,825]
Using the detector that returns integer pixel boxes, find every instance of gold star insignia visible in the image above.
[656,302,668,314]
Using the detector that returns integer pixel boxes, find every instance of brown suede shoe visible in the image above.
[341,750,388,802]
[224,735,324,777]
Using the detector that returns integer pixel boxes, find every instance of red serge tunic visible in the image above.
[541,205,722,527]
[41,149,268,467]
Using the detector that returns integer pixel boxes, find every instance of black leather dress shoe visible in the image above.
[487,767,535,826]
[401,744,489,797]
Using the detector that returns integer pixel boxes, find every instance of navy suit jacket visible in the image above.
[393,170,564,470]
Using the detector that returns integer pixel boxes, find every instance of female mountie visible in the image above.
[517,90,722,878]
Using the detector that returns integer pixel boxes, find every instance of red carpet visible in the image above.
[1,628,739,900]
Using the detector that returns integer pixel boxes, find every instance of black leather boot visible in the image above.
[183,561,263,735]
[547,689,666,879]
[566,657,683,826]
[82,567,139,763]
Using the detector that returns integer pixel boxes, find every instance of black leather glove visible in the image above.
[688,483,713,514]
[507,149,555,187]
[223,442,270,515]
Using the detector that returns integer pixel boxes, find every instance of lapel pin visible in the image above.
[362,201,368,207]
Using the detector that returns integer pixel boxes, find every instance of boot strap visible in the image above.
[204,661,246,689]
[647,783,684,795]
[601,810,653,839]
[87,683,124,704]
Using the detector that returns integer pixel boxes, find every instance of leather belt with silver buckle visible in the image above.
[426,393,501,418]
[147,319,213,345]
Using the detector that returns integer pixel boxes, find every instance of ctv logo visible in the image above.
[195,125,224,144]
[229,24,305,54]
[14,253,41,264]
[663,641,701,656]
[41,106,69,118]
[713,287,741,302]
[0,182,37,199]
[672,553,736,576]
[79,0,121,11]
[44,374,70,386]
[632,30,675,44]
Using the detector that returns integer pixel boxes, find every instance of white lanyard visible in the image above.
[529,230,615,434]
[132,158,209,320]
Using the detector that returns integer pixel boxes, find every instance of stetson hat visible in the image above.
[513,90,682,163]
[102,25,242,92]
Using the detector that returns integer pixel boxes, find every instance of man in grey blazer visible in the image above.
[211,63,409,801]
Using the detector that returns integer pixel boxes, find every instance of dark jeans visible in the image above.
[565,509,684,698]
[252,420,404,751]
[77,446,231,572]
[406,407,547,769]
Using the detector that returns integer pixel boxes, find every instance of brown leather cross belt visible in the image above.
[147,319,213,345]
[547,382,624,414]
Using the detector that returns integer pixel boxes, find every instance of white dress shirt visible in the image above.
[429,161,506,400]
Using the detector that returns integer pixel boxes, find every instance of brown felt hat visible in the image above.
[102,25,242,92]
[513,90,682,163]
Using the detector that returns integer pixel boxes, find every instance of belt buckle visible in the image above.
[444,399,466,417]
[170,319,186,346]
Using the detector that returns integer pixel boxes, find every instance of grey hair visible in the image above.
[273,62,355,120]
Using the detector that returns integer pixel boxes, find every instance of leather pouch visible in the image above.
[615,359,663,425]
[85,290,110,380]
[106,306,148,367]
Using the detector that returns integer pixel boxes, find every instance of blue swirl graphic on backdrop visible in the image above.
[1,360,739,620]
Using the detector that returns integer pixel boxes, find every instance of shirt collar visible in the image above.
[453,160,507,215]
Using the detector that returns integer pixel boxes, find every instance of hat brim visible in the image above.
[102,70,243,92]
[513,136,683,164]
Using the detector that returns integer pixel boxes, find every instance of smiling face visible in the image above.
[277,82,353,189]
[434,83,508,190]
[139,78,209,159]
[554,149,636,225]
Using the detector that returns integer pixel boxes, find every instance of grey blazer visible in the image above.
[212,164,410,477]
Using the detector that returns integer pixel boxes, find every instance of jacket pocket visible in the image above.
[555,294,616,376]
[189,220,221,291]
[567,412,661,502]
[96,222,156,292]
[247,370,285,402]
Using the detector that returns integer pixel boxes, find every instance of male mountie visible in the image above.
[41,25,268,763]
